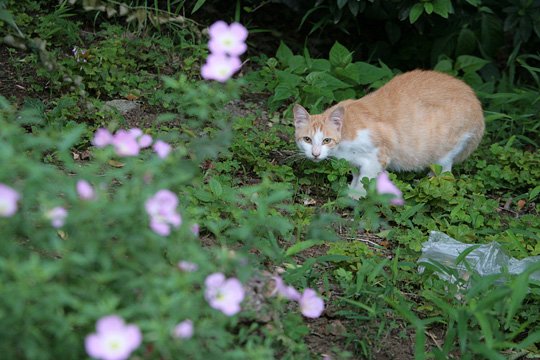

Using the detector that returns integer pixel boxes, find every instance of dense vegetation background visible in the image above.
[1,0,539,359]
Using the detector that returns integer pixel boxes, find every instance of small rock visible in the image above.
[104,99,140,114]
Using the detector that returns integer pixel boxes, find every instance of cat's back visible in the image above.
[369,69,479,106]
[340,69,485,171]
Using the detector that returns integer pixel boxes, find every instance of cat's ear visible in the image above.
[329,106,344,132]
[293,104,310,127]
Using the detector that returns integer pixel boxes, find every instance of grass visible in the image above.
[1,1,539,359]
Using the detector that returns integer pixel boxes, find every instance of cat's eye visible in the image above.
[322,138,332,144]
[303,137,312,143]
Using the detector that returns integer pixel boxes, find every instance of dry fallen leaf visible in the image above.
[517,199,526,210]
[108,159,125,168]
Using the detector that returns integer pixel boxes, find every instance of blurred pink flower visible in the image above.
[112,130,140,157]
[77,180,95,200]
[138,134,153,148]
[0,183,20,217]
[93,128,113,148]
[271,276,301,301]
[208,21,248,56]
[85,315,142,360]
[145,190,182,236]
[201,53,242,83]
[376,172,404,205]
[153,140,171,159]
[204,273,245,316]
[173,319,194,339]
[298,288,324,318]
[46,206,67,228]
[191,223,200,236]
[178,260,198,272]
[128,128,143,138]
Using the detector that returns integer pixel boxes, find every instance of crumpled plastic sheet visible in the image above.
[418,231,540,283]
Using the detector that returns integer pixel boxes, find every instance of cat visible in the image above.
[293,69,485,199]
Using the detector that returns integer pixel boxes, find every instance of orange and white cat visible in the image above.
[294,70,485,198]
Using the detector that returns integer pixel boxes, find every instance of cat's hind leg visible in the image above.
[435,133,474,173]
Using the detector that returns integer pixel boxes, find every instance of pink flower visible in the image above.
[138,134,153,148]
[46,206,67,228]
[0,183,20,217]
[271,276,301,301]
[128,128,143,138]
[191,223,200,236]
[201,53,242,83]
[145,190,182,236]
[93,128,113,148]
[112,130,140,157]
[178,261,198,272]
[85,315,142,360]
[376,172,404,205]
[153,140,171,159]
[204,273,245,316]
[173,320,194,339]
[298,288,324,318]
[77,180,95,200]
[208,21,248,56]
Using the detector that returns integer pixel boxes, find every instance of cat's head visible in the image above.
[293,104,344,161]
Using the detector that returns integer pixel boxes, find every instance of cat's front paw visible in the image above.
[348,185,367,200]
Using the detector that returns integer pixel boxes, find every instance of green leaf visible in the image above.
[337,0,348,9]
[424,2,434,14]
[455,55,490,73]
[208,178,223,197]
[433,0,453,18]
[306,71,351,90]
[191,0,207,14]
[434,58,455,74]
[474,312,494,348]
[286,240,324,256]
[456,28,477,55]
[409,3,424,24]
[276,41,294,66]
[529,185,540,200]
[329,42,353,67]
[505,272,529,328]
[339,62,392,85]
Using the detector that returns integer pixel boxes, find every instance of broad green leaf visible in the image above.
[480,14,503,58]
[306,71,351,90]
[424,2,433,14]
[529,185,540,200]
[329,41,353,67]
[409,3,424,24]
[208,178,223,197]
[434,58,455,74]
[456,28,477,55]
[311,59,331,71]
[343,62,392,85]
[276,41,294,66]
[455,55,490,73]
[433,0,453,18]
[337,0,347,9]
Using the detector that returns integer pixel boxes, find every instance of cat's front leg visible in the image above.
[348,158,383,199]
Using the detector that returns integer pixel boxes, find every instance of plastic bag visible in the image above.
[418,231,540,283]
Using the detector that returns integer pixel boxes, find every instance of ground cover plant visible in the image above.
[1,0,539,359]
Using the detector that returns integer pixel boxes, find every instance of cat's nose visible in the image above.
[312,153,320,159]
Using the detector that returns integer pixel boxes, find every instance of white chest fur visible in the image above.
[331,130,379,168]
[330,129,383,197]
